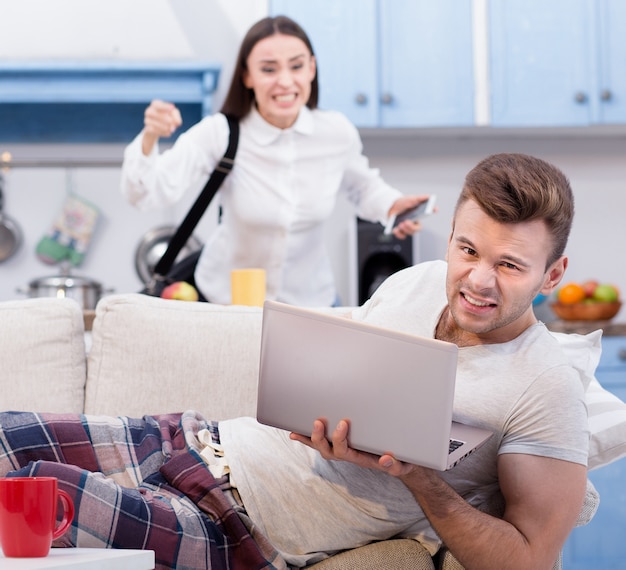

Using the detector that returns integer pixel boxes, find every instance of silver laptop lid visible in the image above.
[257,300,462,469]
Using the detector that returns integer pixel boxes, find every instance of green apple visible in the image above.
[161,281,199,302]
[592,283,619,303]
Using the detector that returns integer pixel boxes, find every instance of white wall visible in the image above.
[0,0,267,108]
[1,0,625,322]
[0,0,194,59]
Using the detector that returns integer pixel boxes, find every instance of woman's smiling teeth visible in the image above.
[274,94,297,102]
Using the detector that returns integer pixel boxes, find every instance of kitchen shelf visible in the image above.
[0,60,221,143]
[547,320,626,336]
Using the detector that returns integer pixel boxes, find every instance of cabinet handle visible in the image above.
[574,92,588,104]
[380,93,394,105]
[618,348,626,361]
[355,93,368,106]
[600,89,613,102]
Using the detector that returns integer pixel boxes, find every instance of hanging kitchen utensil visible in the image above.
[0,170,23,263]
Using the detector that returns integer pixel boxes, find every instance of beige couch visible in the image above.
[2,293,626,569]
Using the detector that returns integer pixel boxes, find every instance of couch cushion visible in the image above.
[85,294,264,419]
[585,376,626,470]
[550,329,626,470]
[0,297,86,413]
[549,330,602,391]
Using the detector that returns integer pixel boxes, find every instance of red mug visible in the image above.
[0,476,74,558]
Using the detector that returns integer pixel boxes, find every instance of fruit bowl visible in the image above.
[551,301,622,321]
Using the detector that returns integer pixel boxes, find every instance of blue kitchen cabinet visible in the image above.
[270,0,474,128]
[489,0,626,127]
[0,61,220,142]
[597,0,626,125]
[563,336,626,569]
[270,0,378,126]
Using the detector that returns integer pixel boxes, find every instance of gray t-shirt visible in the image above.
[219,260,589,567]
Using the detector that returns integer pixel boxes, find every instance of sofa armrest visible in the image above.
[306,539,435,570]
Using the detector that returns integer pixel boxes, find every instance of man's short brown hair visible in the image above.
[455,153,574,267]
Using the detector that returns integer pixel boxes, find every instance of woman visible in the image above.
[121,15,429,306]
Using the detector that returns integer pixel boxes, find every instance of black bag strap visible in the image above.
[153,114,239,279]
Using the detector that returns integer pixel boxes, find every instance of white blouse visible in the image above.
[121,106,402,306]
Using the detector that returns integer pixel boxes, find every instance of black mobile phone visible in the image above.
[384,195,436,235]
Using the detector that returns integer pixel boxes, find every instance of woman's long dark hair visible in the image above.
[220,15,319,119]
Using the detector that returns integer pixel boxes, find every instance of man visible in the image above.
[290,152,588,568]
[0,154,587,570]
[218,153,587,568]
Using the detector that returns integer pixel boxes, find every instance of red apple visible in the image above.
[160,281,199,302]
[582,279,599,298]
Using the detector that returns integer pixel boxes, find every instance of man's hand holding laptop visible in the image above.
[290,418,415,477]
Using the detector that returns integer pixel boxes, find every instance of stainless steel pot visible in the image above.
[134,225,203,285]
[0,173,22,263]
[20,274,109,310]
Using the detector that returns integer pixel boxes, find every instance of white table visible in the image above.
[0,548,155,569]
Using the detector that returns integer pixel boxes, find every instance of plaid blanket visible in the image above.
[0,411,285,570]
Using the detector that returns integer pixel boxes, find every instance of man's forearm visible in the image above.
[399,468,556,570]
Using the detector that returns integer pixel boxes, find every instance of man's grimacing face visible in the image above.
[445,199,564,343]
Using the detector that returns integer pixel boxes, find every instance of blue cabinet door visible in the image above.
[489,0,594,127]
[597,0,626,124]
[562,336,626,569]
[270,0,474,128]
[378,0,474,127]
[490,0,626,127]
[269,0,380,126]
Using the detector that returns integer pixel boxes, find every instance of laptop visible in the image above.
[256,300,493,471]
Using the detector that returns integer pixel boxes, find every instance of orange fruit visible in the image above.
[557,283,586,305]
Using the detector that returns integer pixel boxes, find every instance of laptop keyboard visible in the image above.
[449,439,464,454]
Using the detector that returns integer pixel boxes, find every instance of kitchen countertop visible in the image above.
[546,320,626,336]
[83,310,95,331]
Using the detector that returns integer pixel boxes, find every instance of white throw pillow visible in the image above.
[549,330,602,390]
[85,294,264,419]
[0,297,86,413]
[585,376,626,470]
[550,329,626,470]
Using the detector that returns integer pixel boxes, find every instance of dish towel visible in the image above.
[36,194,100,267]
